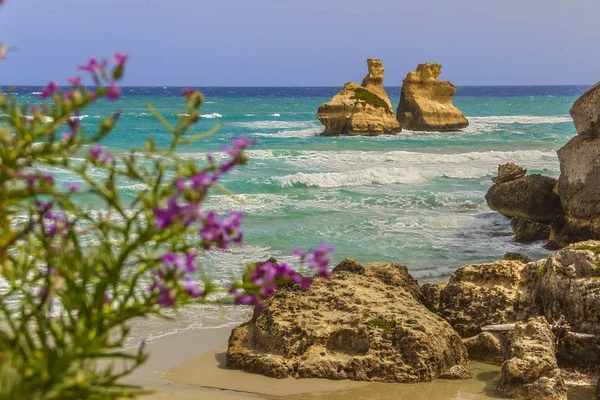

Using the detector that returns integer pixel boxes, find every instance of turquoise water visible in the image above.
[8,86,584,285]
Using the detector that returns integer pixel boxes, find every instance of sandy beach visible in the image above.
[124,325,508,400]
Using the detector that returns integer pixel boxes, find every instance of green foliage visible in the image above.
[351,87,391,112]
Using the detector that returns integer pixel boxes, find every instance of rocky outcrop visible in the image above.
[498,317,567,400]
[570,82,600,140]
[485,168,563,222]
[596,377,600,400]
[396,62,468,132]
[463,332,503,364]
[511,217,551,243]
[439,365,473,380]
[227,260,467,382]
[420,281,447,314]
[317,59,401,136]
[438,259,539,337]
[493,162,527,184]
[538,243,600,335]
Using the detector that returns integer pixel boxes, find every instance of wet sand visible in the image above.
[127,325,596,400]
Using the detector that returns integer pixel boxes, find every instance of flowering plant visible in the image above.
[0,13,332,400]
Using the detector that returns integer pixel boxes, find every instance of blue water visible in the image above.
[3,84,588,339]
[4,85,586,282]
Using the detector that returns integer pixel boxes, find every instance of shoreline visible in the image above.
[126,325,510,400]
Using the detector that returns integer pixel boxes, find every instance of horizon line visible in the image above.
[0,84,595,88]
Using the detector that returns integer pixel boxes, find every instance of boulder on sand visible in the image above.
[227,260,468,382]
[396,62,469,132]
[317,59,401,136]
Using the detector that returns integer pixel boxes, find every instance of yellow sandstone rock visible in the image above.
[317,59,401,136]
[396,62,469,132]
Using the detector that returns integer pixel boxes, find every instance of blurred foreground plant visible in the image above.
[0,17,332,400]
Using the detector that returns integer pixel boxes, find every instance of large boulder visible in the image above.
[438,259,540,337]
[317,59,401,136]
[396,62,468,132]
[538,243,600,335]
[551,83,600,247]
[498,317,567,400]
[511,217,551,243]
[463,332,503,364]
[227,260,468,382]
[485,173,563,222]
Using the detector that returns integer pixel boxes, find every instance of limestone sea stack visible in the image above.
[396,62,469,131]
[317,59,401,136]
[551,82,600,247]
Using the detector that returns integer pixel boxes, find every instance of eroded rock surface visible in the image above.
[317,59,401,136]
[485,174,563,222]
[396,62,468,132]
[511,217,551,243]
[227,260,467,382]
[493,163,527,184]
[498,317,567,400]
[570,81,600,140]
[463,332,503,364]
[439,365,473,380]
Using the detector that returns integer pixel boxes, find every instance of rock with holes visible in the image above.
[511,217,551,243]
[420,281,447,314]
[498,317,567,400]
[439,365,473,380]
[317,59,401,136]
[227,260,467,382]
[396,62,468,131]
[463,332,504,364]
[438,259,540,338]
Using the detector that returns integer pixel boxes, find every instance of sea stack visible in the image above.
[396,62,469,131]
[551,82,600,247]
[317,59,401,136]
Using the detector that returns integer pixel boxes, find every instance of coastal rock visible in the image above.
[596,377,600,400]
[438,260,538,337]
[493,163,527,184]
[439,365,473,380]
[498,317,567,400]
[538,244,600,335]
[317,59,401,136]
[227,262,467,382]
[552,132,600,246]
[557,332,600,368]
[511,217,551,243]
[485,174,564,222]
[570,82,600,139]
[504,252,533,264]
[420,281,447,314]
[396,62,468,132]
[463,332,503,364]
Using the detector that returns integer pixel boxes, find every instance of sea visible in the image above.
[4,85,590,345]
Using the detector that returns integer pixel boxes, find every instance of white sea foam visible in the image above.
[253,127,322,139]
[244,114,255,117]
[201,112,223,119]
[270,113,281,117]
[468,115,572,124]
[31,91,42,95]
[232,120,315,130]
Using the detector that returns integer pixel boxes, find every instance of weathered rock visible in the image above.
[485,174,564,222]
[463,332,503,364]
[420,281,447,314]
[504,252,533,264]
[498,317,567,400]
[317,59,401,136]
[552,133,600,247]
[538,245,600,335]
[396,63,469,132]
[493,163,527,184]
[570,82,600,140]
[557,332,600,368]
[596,377,600,400]
[439,365,473,380]
[227,262,467,382]
[511,217,551,243]
[439,260,539,337]
[332,258,365,275]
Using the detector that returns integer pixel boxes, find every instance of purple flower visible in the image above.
[184,278,203,298]
[67,76,81,86]
[104,293,112,304]
[294,243,334,279]
[182,88,194,99]
[88,145,111,165]
[106,81,121,101]
[39,81,59,99]
[218,137,256,174]
[199,211,244,250]
[162,251,197,273]
[113,52,129,67]
[78,57,106,74]
[156,285,176,308]
[64,183,80,193]
[153,198,200,229]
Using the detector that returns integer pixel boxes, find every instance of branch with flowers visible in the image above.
[0,25,333,400]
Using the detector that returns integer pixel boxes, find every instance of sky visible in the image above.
[0,0,599,86]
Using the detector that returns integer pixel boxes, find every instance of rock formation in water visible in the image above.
[396,62,469,132]
[551,82,600,247]
[227,260,467,382]
[317,59,401,136]
[511,217,551,243]
[497,317,567,400]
